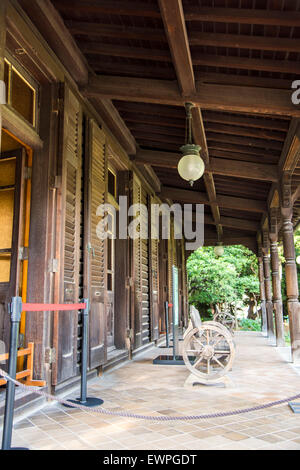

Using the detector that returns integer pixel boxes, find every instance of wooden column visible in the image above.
[269,208,285,347]
[281,174,300,362]
[262,232,275,338]
[270,241,285,346]
[258,249,268,334]
[0,0,6,152]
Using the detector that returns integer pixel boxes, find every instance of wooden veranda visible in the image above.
[0,0,300,395]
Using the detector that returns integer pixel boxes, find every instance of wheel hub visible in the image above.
[202,344,214,360]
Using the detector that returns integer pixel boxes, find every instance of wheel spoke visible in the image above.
[214,350,230,355]
[186,349,201,355]
[193,353,205,369]
[212,335,224,348]
[193,337,205,348]
[212,356,225,368]
[206,329,210,344]
[207,358,210,374]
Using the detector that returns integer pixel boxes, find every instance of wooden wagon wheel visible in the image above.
[213,311,235,333]
[182,324,235,381]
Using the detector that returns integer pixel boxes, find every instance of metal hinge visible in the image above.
[18,333,25,348]
[49,258,59,273]
[18,246,29,261]
[53,97,62,115]
[24,167,32,180]
[45,347,56,364]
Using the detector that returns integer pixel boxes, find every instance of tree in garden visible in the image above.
[187,245,260,319]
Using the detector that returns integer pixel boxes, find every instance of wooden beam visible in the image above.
[192,107,209,163]
[2,105,43,150]
[210,157,278,182]
[129,123,185,138]
[83,75,300,117]
[158,0,195,96]
[90,62,176,80]
[204,173,222,238]
[95,98,136,155]
[51,0,161,18]
[208,142,280,158]
[0,0,6,153]
[189,32,300,53]
[19,0,88,85]
[198,72,291,91]
[203,214,259,232]
[65,21,167,42]
[203,111,289,132]
[185,7,300,27]
[160,186,267,212]
[122,113,184,128]
[136,150,278,181]
[211,149,278,165]
[205,123,285,142]
[279,119,300,172]
[192,53,300,75]
[221,216,259,232]
[207,133,283,151]
[80,42,171,62]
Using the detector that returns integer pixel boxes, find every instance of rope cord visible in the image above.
[0,368,299,422]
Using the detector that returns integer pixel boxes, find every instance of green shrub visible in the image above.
[238,318,261,332]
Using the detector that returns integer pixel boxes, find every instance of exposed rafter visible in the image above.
[189,32,300,53]
[83,75,300,117]
[160,186,267,213]
[158,0,195,97]
[184,7,300,26]
[157,0,222,240]
[135,149,278,182]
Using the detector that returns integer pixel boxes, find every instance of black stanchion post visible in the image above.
[64,299,103,408]
[80,298,89,404]
[165,301,169,348]
[2,297,28,450]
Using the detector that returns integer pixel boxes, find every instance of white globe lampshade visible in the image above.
[296,255,300,265]
[178,153,205,186]
[214,245,224,257]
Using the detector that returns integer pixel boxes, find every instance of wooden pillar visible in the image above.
[258,249,268,334]
[270,241,285,346]
[0,0,7,152]
[262,232,275,338]
[281,174,300,361]
[269,208,285,347]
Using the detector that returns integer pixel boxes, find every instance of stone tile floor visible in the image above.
[4,331,300,450]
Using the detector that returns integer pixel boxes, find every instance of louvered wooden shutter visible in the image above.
[140,187,150,345]
[57,86,82,384]
[168,218,175,304]
[88,120,107,368]
[150,196,159,340]
[132,174,142,349]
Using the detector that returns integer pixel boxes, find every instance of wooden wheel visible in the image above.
[182,324,235,381]
[213,311,235,333]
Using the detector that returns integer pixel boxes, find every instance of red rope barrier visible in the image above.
[22,303,86,312]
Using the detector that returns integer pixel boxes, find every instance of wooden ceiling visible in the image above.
[47,0,300,248]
